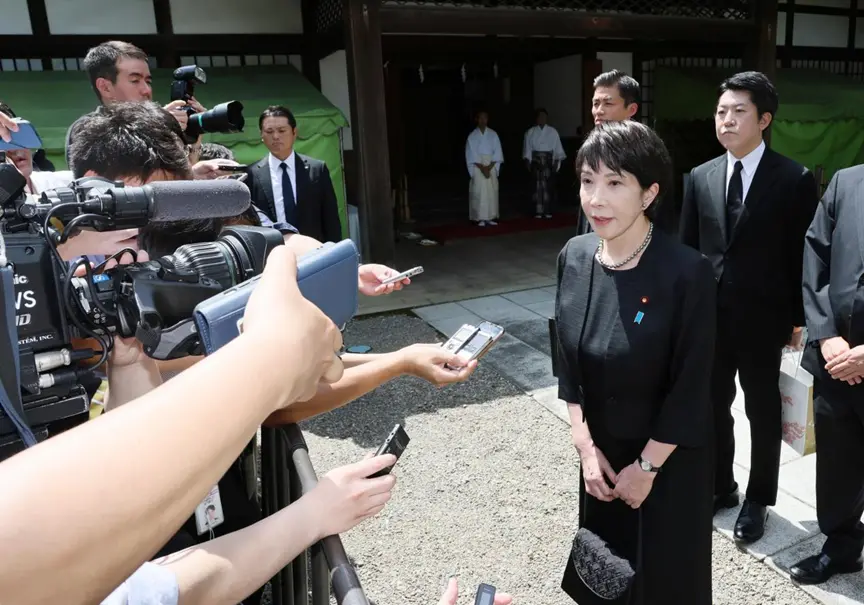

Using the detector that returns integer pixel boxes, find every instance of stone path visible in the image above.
[413,288,864,605]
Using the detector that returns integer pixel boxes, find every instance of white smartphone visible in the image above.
[381,266,423,285]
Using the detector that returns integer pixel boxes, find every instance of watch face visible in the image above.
[640,459,654,472]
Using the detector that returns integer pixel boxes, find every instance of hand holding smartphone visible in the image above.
[368,424,410,478]
[381,266,423,285]
[441,321,505,369]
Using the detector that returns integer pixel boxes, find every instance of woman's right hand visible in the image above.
[577,444,619,502]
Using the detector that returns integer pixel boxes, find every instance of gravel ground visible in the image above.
[300,314,817,605]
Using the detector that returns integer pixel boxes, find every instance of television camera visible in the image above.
[0,164,279,460]
[170,65,245,144]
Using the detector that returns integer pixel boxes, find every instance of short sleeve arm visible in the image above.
[651,257,717,447]
[100,562,179,605]
[555,242,584,405]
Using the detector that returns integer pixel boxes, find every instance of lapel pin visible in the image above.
[634,311,645,324]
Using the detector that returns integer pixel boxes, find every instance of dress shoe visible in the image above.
[713,488,739,515]
[734,500,768,544]
[790,553,864,585]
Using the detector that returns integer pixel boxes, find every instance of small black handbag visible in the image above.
[561,509,642,603]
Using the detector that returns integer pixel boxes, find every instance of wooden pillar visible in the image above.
[782,0,794,68]
[750,0,778,80]
[25,0,52,71]
[344,0,394,264]
[582,49,602,132]
[300,0,322,89]
[152,0,178,68]
[847,0,858,76]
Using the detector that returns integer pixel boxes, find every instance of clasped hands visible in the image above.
[822,336,864,386]
[578,445,655,509]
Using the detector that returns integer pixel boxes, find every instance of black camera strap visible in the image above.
[0,263,37,447]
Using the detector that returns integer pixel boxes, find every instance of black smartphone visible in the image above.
[474,583,496,605]
[368,423,410,478]
[217,164,249,172]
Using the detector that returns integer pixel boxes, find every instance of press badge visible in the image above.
[194,485,225,536]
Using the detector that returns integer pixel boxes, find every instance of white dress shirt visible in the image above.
[725,140,765,203]
[268,151,297,225]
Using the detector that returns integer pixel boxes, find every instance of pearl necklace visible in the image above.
[596,222,654,270]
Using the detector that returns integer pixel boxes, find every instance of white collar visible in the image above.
[269,151,295,172]
[726,140,765,176]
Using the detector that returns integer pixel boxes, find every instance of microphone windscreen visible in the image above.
[146,179,251,222]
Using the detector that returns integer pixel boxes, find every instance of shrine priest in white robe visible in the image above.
[522,108,566,219]
[465,110,504,226]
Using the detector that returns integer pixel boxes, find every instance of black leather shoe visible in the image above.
[790,553,863,585]
[733,500,768,544]
[713,488,739,515]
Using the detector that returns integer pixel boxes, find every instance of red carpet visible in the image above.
[419,213,581,243]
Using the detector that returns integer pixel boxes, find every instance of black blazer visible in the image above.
[679,147,819,344]
[802,165,864,377]
[554,230,717,447]
[244,153,343,243]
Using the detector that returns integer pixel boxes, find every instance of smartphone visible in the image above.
[442,321,505,368]
[381,266,423,285]
[368,423,410,478]
[474,583,496,605]
[0,119,43,151]
[217,163,249,172]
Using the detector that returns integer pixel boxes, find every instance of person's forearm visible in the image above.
[0,333,297,605]
[160,497,320,605]
[156,355,203,378]
[265,352,406,425]
[640,440,677,468]
[106,359,163,410]
[341,352,386,368]
[567,403,593,449]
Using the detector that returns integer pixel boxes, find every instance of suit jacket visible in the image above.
[679,147,819,345]
[555,230,717,448]
[801,165,864,380]
[244,153,343,243]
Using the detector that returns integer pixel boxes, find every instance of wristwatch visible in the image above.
[638,456,661,473]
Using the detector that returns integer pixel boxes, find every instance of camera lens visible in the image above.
[185,101,245,139]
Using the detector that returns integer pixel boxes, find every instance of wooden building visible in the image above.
[3,0,864,262]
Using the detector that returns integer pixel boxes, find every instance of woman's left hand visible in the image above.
[612,461,656,509]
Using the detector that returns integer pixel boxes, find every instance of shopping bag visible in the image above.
[779,348,816,456]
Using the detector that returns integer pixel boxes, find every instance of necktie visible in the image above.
[725,160,744,245]
[280,161,296,226]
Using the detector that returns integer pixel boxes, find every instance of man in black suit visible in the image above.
[680,71,819,544]
[790,166,864,585]
[245,105,343,243]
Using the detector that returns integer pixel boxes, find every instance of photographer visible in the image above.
[64,41,232,181]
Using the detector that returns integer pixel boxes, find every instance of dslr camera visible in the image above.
[170,65,245,144]
[0,164,281,460]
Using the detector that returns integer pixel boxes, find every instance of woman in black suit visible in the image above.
[556,121,716,604]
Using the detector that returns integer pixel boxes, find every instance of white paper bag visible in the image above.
[779,349,816,456]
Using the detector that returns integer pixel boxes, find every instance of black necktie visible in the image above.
[280,161,296,226]
[726,160,744,244]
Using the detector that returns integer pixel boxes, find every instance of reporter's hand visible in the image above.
[163,100,189,131]
[58,228,139,261]
[187,96,207,114]
[401,343,477,387]
[0,112,18,143]
[192,158,240,180]
[242,246,344,404]
[358,263,410,296]
[306,454,397,540]
[438,578,513,605]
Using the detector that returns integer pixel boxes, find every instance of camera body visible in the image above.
[170,65,245,144]
[0,164,281,460]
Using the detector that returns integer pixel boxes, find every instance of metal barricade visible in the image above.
[261,425,371,605]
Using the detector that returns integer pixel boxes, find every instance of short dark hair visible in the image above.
[535,108,548,118]
[0,102,15,118]
[576,120,672,221]
[198,143,235,162]
[138,219,224,259]
[69,101,191,181]
[593,70,641,107]
[82,41,149,102]
[259,105,297,131]
[717,71,779,121]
